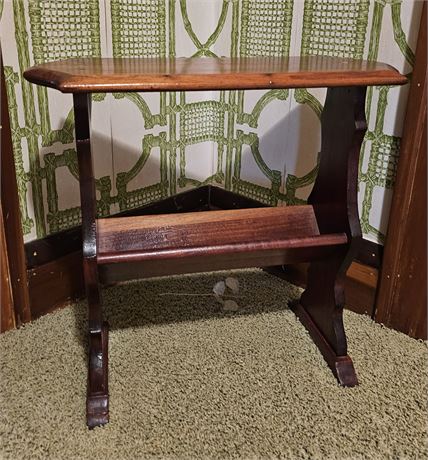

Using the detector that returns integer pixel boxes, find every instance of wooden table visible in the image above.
[24,56,406,428]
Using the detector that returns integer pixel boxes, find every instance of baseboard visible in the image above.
[28,252,84,320]
[265,262,378,316]
[25,186,380,320]
[28,254,378,321]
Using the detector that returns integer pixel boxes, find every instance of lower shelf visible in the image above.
[96,205,348,283]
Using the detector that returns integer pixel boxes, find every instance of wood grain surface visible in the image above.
[375,5,427,340]
[23,56,407,93]
[21,51,407,424]
[96,206,348,264]
[0,207,16,332]
[1,58,31,327]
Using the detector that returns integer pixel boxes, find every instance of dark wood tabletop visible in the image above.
[22,53,408,428]
[23,56,407,93]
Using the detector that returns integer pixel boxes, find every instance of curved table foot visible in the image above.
[290,300,358,387]
[87,322,109,429]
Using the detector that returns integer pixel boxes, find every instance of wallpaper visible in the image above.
[0,0,423,244]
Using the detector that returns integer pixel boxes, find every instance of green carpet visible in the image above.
[1,269,427,459]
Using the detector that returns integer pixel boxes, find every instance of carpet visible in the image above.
[0,269,427,459]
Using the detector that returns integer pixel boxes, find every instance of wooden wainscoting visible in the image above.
[24,186,380,321]
[1,6,425,336]
[1,58,31,328]
[374,4,427,340]
[265,258,378,317]
[1,206,16,332]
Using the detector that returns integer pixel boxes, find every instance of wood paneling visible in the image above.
[354,239,383,269]
[1,58,31,327]
[24,186,266,269]
[23,56,406,93]
[375,5,427,340]
[346,262,378,316]
[267,260,378,317]
[25,186,379,321]
[1,207,16,332]
[28,252,84,320]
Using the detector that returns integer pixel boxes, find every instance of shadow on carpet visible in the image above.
[0,269,427,459]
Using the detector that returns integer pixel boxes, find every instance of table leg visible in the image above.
[73,93,109,427]
[290,86,367,386]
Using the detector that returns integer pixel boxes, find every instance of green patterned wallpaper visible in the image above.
[0,0,422,244]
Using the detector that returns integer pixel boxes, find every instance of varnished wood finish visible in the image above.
[23,186,266,326]
[86,322,109,429]
[27,252,84,320]
[1,59,31,327]
[375,5,427,340]
[290,301,358,386]
[266,259,378,317]
[23,56,406,425]
[23,56,406,93]
[24,187,376,318]
[354,239,383,269]
[97,206,346,262]
[346,262,378,316]
[1,207,16,332]
[98,235,346,264]
[25,186,265,268]
[291,86,367,384]
[74,94,102,331]
[97,206,347,283]
[25,227,83,269]
[98,245,342,285]
[73,93,108,428]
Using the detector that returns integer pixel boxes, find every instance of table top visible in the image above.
[23,56,407,93]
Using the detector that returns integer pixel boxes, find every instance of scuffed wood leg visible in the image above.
[74,94,109,427]
[290,253,358,386]
[290,86,368,387]
[87,322,109,428]
[85,254,109,428]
